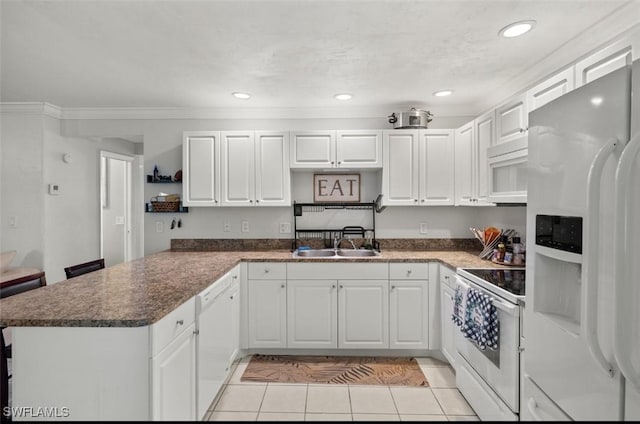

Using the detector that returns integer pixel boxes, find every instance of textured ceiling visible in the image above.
[0,0,635,116]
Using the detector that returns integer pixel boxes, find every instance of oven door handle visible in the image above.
[455,276,519,316]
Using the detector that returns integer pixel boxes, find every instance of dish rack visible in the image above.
[292,201,381,251]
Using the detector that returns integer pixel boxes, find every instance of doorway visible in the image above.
[100,151,134,267]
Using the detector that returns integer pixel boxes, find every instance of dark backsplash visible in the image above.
[171,238,482,252]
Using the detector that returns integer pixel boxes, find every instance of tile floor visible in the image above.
[204,356,479,421]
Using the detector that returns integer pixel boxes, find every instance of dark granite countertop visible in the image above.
[0,249,505,328]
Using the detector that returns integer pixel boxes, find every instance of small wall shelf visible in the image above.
[145,203,189,213]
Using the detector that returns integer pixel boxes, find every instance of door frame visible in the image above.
[100,150,134,265]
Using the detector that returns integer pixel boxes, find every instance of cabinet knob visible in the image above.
[332,284,336,289]
[232,275,238,280]
[281,284,285,288]
[406,270,412,276]
[215,200,218,203]
[193,329,199,335]
[444,275,450,280]
[421,199,425,202]
[230,295,234,300]
[256,199,260,203]
[338,161,342,165]
[250,199,254,203]
[414,199,418,202]
[339,284,343,289]
[264,269,270,273]
[391,285,396,290]
[176,319,184,326]
[331,161,335,165]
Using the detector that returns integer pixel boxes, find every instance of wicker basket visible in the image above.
[150,200,181,212]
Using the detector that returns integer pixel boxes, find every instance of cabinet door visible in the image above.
[336,130,382,168]
[389,280,429,349]
[221,131,255,206]
[418,130,454,205]
[487,148,528,204]
[287,280,338,348]
[182,132,220,206]
[454,122,474,205]
[290,131,336,168]
[152,323,197,421]
[440,284,457,369]
[255,131,291,206]
[338,280,389,349]
[474,110,494,206]
[527,67,575,112]
[495,93,528,146]
[575,36,634,87]
[248,280,287,348]
[382,130,419,205]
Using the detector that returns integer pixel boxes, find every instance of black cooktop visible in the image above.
[464,268,525,297]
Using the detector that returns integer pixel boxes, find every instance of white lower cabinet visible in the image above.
[247,262,287,348]
[439,264,458,370]
[389,263,430,349]
[338,280,389,349]
[151,322,197,421]
[287,279,338,348]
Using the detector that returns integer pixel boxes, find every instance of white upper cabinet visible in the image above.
[221,131,290,206]
[495,92,528,149]
[290,131,335,168]
[221,131,255,206]
[454,115,494,206]
[418,130,455,205]
[382,130,420,205]
[336,130,382,168]
[527,67,575,112]
[182,131,220,206]
[575,32,637,87]
[290,130,382,169]
[255,131,291,206]
[382,129,454,206]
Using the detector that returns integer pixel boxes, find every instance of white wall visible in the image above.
[0,112,45,269]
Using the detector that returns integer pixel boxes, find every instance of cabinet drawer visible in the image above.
[151,297,196,356]
[247,262,286,279]
[389,263,429,280]
[440,264,456,289]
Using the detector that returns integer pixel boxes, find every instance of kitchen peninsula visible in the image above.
[0,246,504,421]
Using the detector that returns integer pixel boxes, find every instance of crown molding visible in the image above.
[0,102,63,118]
[0,103,467,120]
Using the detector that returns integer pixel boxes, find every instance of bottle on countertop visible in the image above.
[513,236,525,265]
[153,165,159,182]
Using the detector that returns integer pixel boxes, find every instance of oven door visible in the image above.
[454,274,521,412]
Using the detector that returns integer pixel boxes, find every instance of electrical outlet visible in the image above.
[9,216,17,229]
[279,222,291,234]
[241,220,249,233]
[419,222,428,234]
[223,222,231,232]
[156,221,164,233]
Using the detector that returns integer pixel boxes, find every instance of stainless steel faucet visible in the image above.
[334,235,358,249]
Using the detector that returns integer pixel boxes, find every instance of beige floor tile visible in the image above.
[415,357,449,367]
[305,413,353,421]
[208,411,258,421]
[260,384,308,413]
[390,387,444,415]
[257,412,305,421]
[214,384,266,412]
[352,413,400,421]
[421,367,456,388]
[431,388,476,415]
[349,386,396,414]
[447,415,480,421]
[399,414,448,421]
[306,385,351,414]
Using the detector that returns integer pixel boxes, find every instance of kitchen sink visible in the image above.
[292,248,381,259]
[336,249,379,257]
[295,249,337,257]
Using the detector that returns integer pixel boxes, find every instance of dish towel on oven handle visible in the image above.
[461,287,499,350]
[452,285,465,327]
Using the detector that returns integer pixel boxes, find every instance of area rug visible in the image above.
[240,354,428,386]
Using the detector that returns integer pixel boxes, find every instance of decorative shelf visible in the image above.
[145,203,189,213]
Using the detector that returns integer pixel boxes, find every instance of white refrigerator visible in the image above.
[523,60,640,421]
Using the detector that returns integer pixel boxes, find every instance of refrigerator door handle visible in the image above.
[584,137,617,378]
[614,132,640,391]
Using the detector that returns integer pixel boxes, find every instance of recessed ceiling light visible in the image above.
[499,20,536,38]
[334,93,353,100]
[232,92,251,99]
[433,89,453,97]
